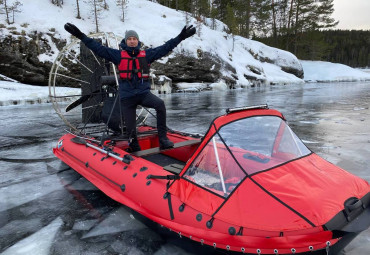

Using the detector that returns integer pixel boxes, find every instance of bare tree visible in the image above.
[9,0,22,24]
[184,10,191,25]
[51,0,64,7]
[0,0,3,21]
[76,0,81,19]
[116,0,128,22]
[90,0,104,32]
[1,0,10,24]
[196,17,202,37]
[1,0,22,24]
[271,0,277,43]
[103,0,109,10]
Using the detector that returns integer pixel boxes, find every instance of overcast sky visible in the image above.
[333,0,370,30]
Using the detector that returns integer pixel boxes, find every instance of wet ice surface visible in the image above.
[0,82,370,254]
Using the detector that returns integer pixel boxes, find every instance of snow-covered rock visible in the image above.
[0,0,303,87]
[0,79,79,106]
[301,61,370,82]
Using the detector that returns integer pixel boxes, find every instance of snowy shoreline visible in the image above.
[1,61,370,107]
[1,0,370,107]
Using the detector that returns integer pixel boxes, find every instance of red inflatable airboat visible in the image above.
[53,105,370,255]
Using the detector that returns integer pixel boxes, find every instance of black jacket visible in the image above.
[81,34,182,98]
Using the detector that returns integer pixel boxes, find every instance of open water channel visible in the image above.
[0,82,369,254]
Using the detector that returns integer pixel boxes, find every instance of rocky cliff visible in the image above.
[0,29,303,87]
[0,28,67,86]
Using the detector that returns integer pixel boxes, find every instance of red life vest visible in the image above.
[118,50,150,80]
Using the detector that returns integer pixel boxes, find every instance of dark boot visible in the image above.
[159,136,174,150]
[129,139,141,152]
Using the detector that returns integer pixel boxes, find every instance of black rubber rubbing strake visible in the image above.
[62,148,121,188]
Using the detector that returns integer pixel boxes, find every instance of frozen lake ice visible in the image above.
[1,81,370,254]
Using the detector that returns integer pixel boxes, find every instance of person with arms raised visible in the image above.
[64,23,196,152]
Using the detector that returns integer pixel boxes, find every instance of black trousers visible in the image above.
[122,92,167,140]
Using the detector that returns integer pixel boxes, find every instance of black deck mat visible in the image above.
[142,153,184,167]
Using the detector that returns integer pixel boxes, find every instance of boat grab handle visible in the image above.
[345,197,363,212]
[147,174,180,180]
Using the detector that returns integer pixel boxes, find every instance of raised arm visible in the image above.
[146,25,196,63]
[64,23,121,65]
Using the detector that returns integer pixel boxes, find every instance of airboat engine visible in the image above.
[48,32,149,136]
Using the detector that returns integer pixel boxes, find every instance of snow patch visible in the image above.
[209,81,228,90]
[0,80,79,106]
[176,82,208,92]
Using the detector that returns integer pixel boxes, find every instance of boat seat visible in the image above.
[131,139,201,157]
[163,163,184,175]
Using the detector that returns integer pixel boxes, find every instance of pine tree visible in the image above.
[271,0,278,41]
[179,0,192,13]
[315,0,338,29]
[232,0,249,37]
[225,3,237,34]
[290,0,317,54]
[250,0,270,37]
[212,0,229,22]
[231,0,270,38]
[210,3,219,30]
[198,0,210,19]
[290,0,338,55]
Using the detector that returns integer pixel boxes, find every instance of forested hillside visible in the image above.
[255,29,370,67]
[321,30,370,67]
[156,0,369,67]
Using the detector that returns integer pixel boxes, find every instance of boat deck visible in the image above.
[132,139,201,157]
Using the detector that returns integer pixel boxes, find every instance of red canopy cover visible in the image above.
[169,108,370,232]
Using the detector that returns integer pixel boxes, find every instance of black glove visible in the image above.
[64,23,85,40]
[179,25,196,40]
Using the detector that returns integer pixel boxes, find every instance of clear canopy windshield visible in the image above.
[183,116,311,198]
